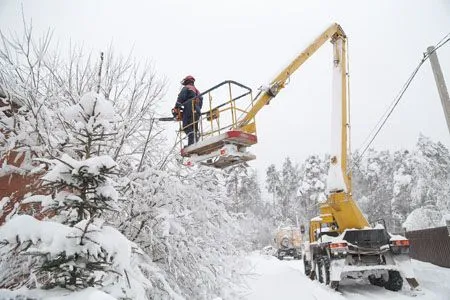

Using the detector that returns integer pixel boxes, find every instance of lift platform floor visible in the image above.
[180,130,257,157]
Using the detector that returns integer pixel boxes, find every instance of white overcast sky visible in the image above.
[1,0,450,180]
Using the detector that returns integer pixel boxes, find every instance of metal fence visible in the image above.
[405,226,450,268]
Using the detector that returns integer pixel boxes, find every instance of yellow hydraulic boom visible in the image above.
[237,23,345,133]
[235,23,369,235]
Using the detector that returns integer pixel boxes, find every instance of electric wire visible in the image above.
[357,35,450,158]
[351,35,450,169]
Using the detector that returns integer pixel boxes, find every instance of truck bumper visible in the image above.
[278,248,300,258]
[330,254,417,285]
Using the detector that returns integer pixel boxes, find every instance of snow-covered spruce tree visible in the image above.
[224,164,247,213]
[0,91,160,299]
[265,164,281,206]
[264,158,301,225]
[224,164,262,214]
[297,155,328,225]
[224,166,275,250]
[402,135,450,230]
[279,157,301,224]
[390,149,414,232]
[352,135,450,232]
[352,149,395,228]
[410,134,450,211]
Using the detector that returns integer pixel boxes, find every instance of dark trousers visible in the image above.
[184,121,199,146]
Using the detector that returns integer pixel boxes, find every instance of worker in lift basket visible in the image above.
[174,75,203,146]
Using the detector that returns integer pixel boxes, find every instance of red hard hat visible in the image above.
[181,75,195,85]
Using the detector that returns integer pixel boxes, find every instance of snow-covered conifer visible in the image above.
[0,91,158,299]
[297,155,328,224]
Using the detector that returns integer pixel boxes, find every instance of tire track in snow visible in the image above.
[244,253,450,300]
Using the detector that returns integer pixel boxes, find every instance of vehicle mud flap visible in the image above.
[393,254,419,289]
[406,277,419,289]
[330,258,345,282]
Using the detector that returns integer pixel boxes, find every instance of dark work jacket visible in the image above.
[175,85,203,127]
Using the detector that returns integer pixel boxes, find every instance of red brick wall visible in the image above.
[0,151,45,225]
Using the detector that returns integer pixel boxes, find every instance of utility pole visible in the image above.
[427,46,450,135]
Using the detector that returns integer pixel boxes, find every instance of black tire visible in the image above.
[315,258,324,283]
[277,250,284,260]
[323,257,330,285]
[368,275,385,287]
[310,270,316,280]
[330,281,339,291]
[304,257,311,277]
[384,270,403,292]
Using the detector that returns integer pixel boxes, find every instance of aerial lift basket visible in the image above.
[177,80,258,169]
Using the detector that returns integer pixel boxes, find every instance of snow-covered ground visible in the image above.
[244,253,450,300]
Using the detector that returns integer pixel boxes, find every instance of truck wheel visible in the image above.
[303,257,311,276]
[368,275,385,287]
[315,257,324,283]
[384,270,403,292]
[330,281,339,291]
[323,257,330,285]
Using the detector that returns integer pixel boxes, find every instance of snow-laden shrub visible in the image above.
[402,205,447,231]
[116,167,247,300]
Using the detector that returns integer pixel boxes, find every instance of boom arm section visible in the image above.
[325,33,369,231]
[237,23,346,133]
[237,22,369,231]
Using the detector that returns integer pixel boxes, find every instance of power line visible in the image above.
[351,35,450,169]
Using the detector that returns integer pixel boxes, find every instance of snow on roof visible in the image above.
[311,216,322,222]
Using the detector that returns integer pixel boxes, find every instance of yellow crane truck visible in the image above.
[294,24,419,292]
[174,23,419,291]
